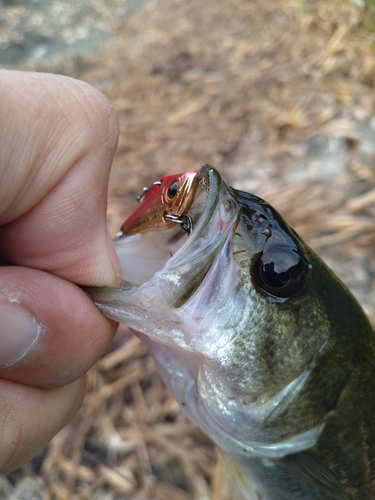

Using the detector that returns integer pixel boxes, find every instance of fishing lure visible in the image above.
[120,171,199,236]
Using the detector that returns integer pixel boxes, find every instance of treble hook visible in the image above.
[136,181,162,203]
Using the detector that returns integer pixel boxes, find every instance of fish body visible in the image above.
[88,165,375,499]
[120,171,199,236]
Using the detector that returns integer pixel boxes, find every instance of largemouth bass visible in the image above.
[87,165,375,499]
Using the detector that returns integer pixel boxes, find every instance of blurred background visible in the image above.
[1,0,375,498]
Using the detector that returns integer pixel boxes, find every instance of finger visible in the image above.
[0,71,121,286]
[0,266,117,388]
[0,376,86,475]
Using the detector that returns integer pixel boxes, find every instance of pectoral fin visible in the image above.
[272,453,351,500]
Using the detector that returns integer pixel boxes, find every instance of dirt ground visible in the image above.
[1,0,375,498]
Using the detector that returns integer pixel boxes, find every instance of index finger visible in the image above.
[0,71,121,287]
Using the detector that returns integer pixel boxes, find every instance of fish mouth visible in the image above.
[86,163,238,345]
[112,164,227,292]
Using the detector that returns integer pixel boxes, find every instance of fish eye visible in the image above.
[166,181,179,202]
[251,247,311,301]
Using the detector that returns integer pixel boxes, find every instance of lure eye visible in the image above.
[166,181,179,202]
[251,247,311,301]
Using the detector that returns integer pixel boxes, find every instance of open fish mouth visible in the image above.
[110,164,235,297]
[86,164,237,344]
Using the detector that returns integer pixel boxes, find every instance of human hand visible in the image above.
[0,71,122,473]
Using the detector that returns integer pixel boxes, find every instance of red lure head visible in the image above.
[121,171,199,236]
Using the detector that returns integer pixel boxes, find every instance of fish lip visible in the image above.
[176,164,222,250]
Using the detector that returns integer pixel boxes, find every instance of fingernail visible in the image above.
[107,226,123,285]
[0,299,42,367]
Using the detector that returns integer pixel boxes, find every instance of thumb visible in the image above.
[0,266,117,388]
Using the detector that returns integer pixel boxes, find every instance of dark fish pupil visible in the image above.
[261,262,289,289]
[167,182,178,201]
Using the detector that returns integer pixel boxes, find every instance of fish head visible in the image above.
[88,165,352,460]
